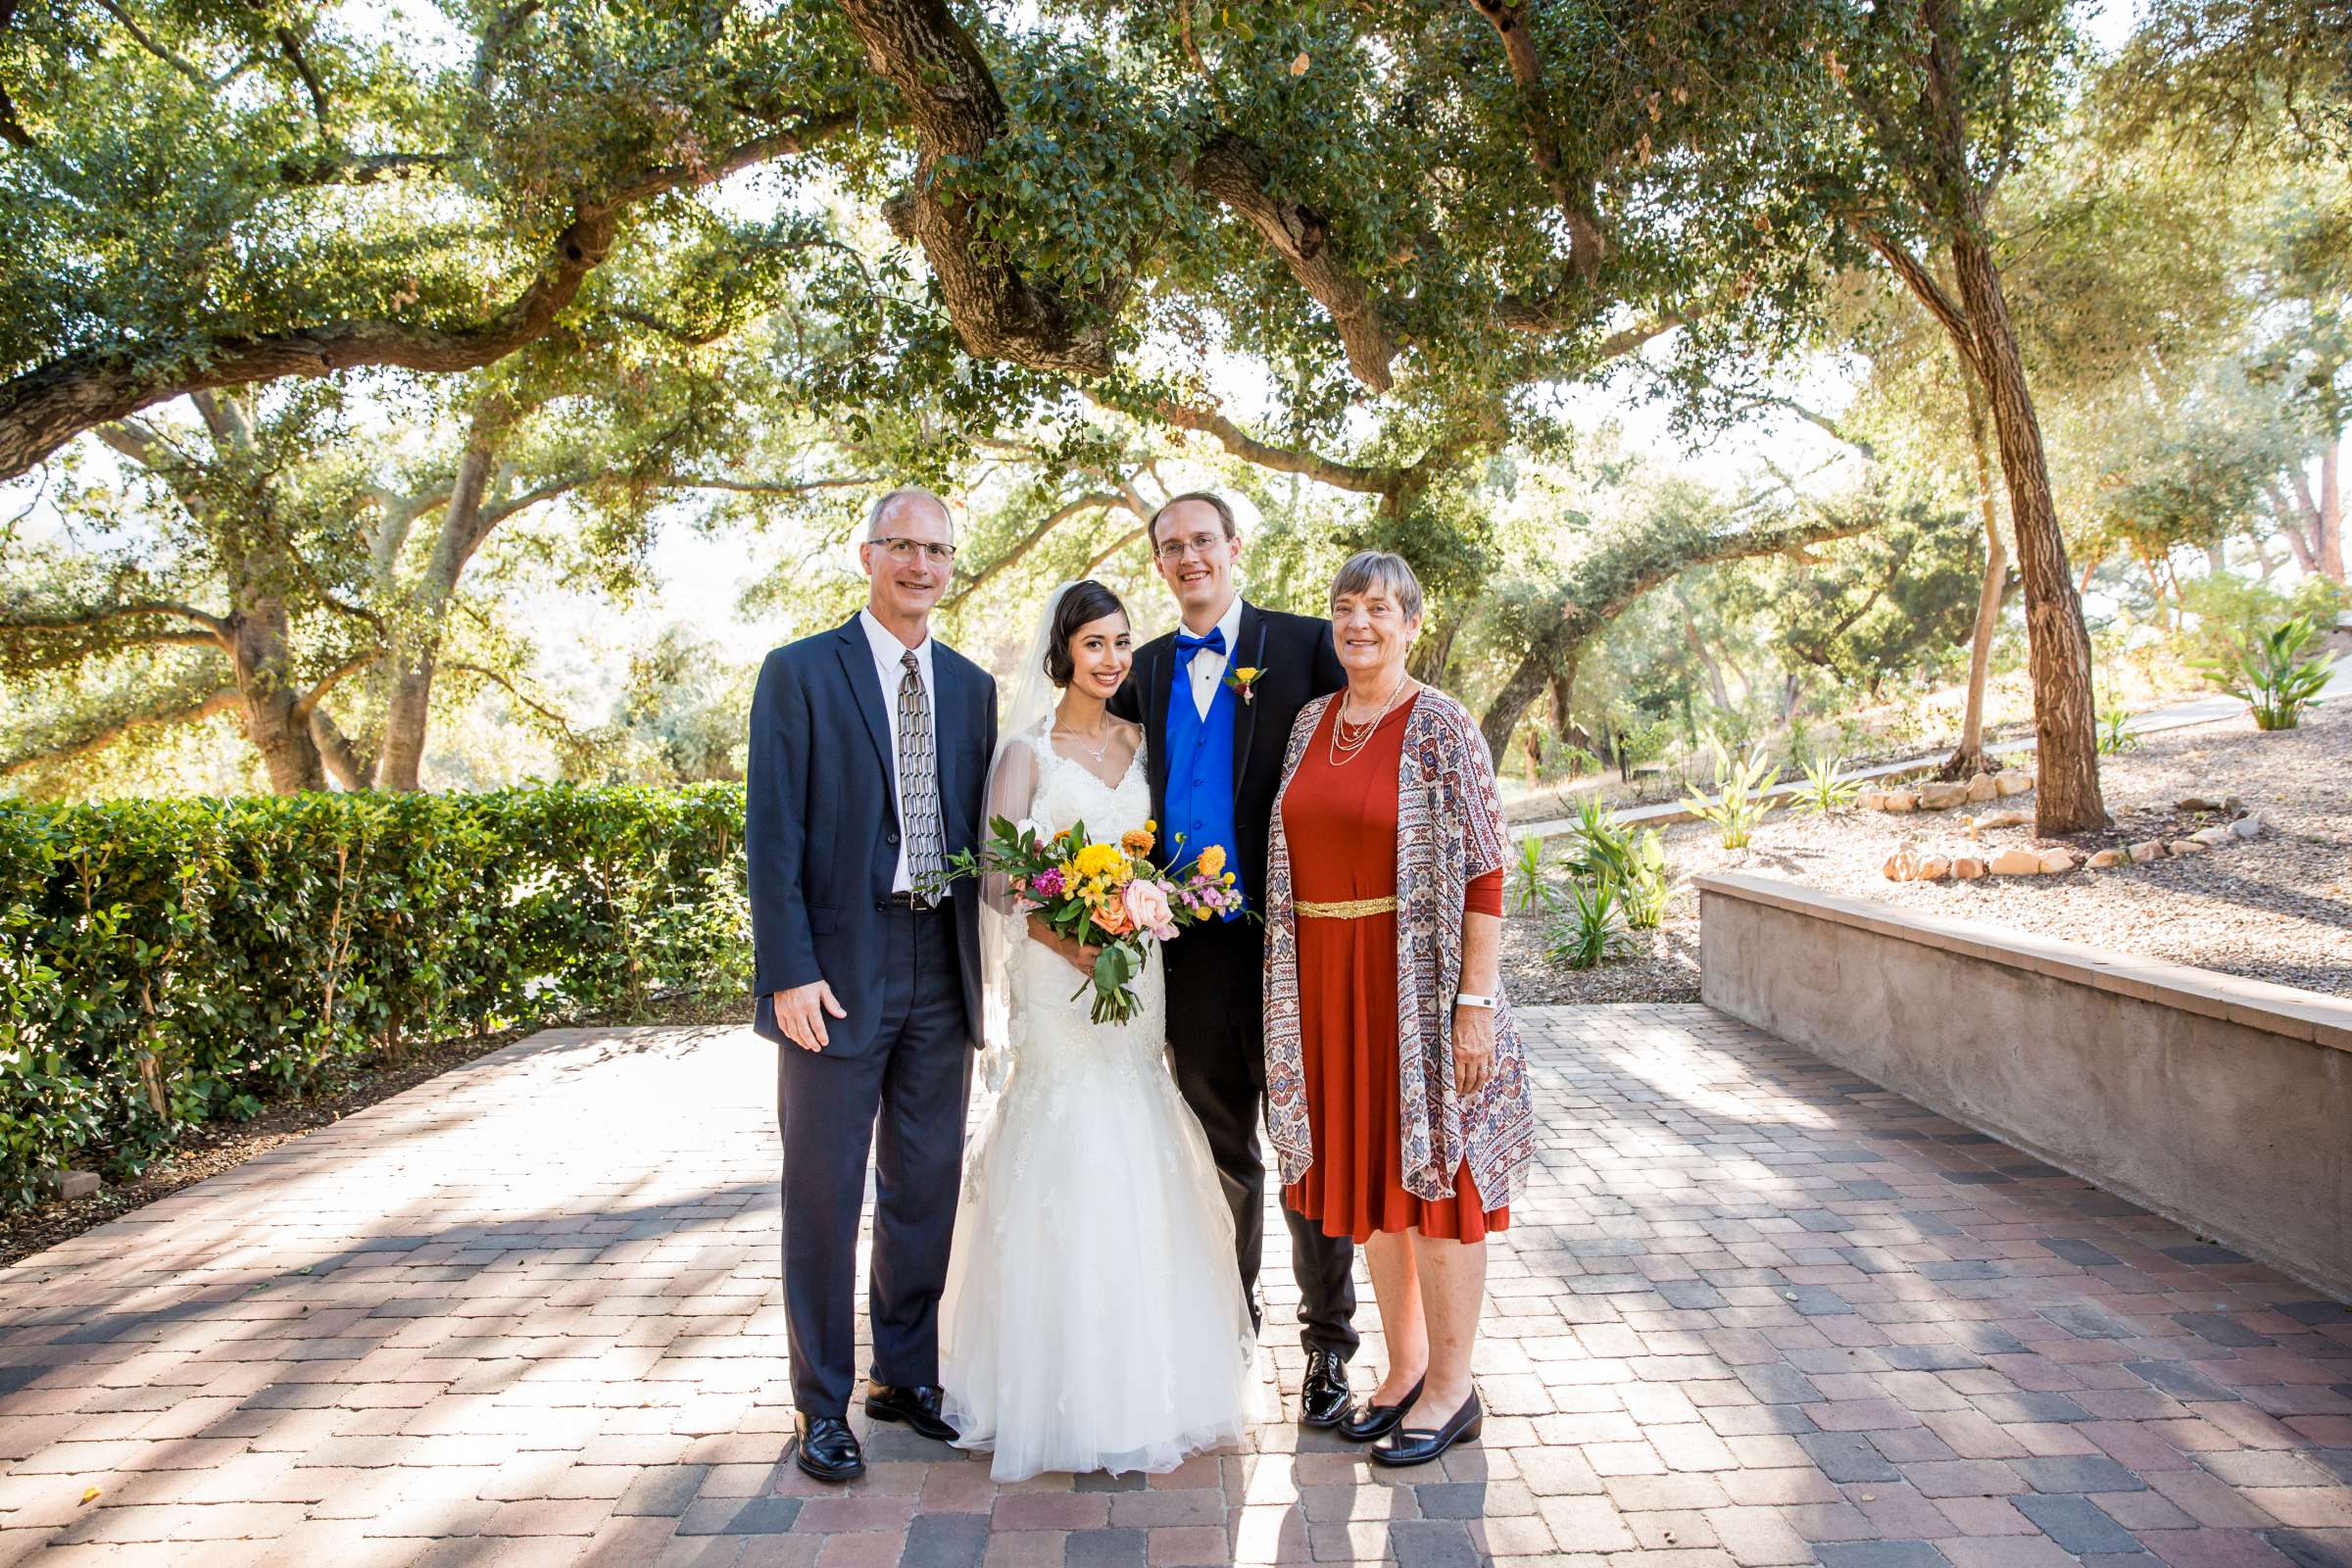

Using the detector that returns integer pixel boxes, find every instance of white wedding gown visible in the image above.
[939,727,1256,1480]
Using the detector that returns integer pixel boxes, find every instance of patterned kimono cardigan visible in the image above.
[1261,687,1538,1207]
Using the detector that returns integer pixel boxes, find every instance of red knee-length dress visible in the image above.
[1280,692,1508,1244]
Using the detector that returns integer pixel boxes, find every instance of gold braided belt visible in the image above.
[1295,895,1398,919]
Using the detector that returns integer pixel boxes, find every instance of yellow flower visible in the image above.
[1197,844,1226,878]
[1121,827,1155,857]
[1070,841,1127,882]
[1232,666,1260,683]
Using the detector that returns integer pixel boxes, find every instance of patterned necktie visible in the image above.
[897,651,947,906]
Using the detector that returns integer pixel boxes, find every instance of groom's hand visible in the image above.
[773,980,848,1052]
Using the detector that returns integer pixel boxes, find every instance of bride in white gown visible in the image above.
[939,580,1255,1481]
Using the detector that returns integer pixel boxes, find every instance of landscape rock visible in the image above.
[2037,848,2078,874]
[1883,842,1922,881]
[2231,812,2266,839]
[2176,794,2238,812]
[2086,849,2126,868]
[1988,848,2045,875]
[1994,770,2035,797]
[1919,782,1970,810]
[2190,825,2236,848]
[1857,790,1884,811]
[1966,773,1998,803]
[1951,856,1987,880]
[1918,856,1951,881]
[2128,840,2165,863]
[2168,839,2206,856]
[1969,809,2031,837]
[43,1168,99,1201]
[1880,790,1918,813]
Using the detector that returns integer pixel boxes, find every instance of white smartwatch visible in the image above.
[1453,992,1496,1010]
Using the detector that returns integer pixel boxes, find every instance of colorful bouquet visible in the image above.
[927,816,1246,1024]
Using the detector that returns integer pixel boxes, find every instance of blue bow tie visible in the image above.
[1175,627,1227,662]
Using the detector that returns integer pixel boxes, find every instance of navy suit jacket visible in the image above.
[746,614,996,1055]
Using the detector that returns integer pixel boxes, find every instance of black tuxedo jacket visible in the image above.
[745,613,996,1054]
[1110,600,1348,904]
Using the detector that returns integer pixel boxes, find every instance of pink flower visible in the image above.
[1031,866,1065,898]
[1122,877,1173,936]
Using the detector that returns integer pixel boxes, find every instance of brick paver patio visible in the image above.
[0,1005,2347,1568]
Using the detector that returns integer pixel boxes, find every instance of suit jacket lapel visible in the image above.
[1231,603,1266,794]
[1146,638,1172,805]
[937,653,975,838]
[832,618,898,801]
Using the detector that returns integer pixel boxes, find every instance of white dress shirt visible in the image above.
[1181,595,1246,721]
[859,608,937,893]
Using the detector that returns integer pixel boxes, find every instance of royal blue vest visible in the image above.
[1165,656,1245,914]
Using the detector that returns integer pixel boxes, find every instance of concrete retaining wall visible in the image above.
[1697,872,2352,1299]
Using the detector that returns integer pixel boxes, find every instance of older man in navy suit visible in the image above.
[746,488,996,1484]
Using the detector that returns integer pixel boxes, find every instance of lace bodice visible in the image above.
[1021,727,1151,844]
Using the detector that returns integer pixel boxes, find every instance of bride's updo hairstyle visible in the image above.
[1044,580,1128,689]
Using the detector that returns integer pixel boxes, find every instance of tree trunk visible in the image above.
[229,598,326,794]
[1409,614,1460,688]
[2321,434,2344,582]
[371,424,501,790]
[1481,640,1563,763]
[1947,370,2009,777]
[310,708,371,791]
[1948,232,2108,833]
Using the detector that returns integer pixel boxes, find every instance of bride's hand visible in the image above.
[1029,912,1102,976]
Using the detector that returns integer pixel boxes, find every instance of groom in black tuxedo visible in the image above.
[1109,491,1360,1427]
[746,488,996,1483]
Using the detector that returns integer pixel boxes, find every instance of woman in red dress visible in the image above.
[1261,551,1537,1468]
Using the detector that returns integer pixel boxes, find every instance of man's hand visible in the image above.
[773,980,848,1052]
[1451,1005,1496,1097]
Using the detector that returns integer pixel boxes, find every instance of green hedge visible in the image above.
[0,782,750,1207]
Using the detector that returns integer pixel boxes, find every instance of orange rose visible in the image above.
[1093,898,1133,936]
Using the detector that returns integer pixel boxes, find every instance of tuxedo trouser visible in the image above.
[1163,914,1360,1360]
[774,905,971,1419]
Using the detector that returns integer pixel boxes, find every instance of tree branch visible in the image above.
[1742,393,1877,461]
[1138,395,1401,495]
[447,661,582,737]
[940,491,1128,612]
[294,655,370,720]
[93,0,214,87]
[1082,522,1150,575]
[1462,0,1605,285]
[0,111,861,481]
[1852,222,1983,377]
[838,0,1119,378]
[1189,132,1395,391]
[0,685,239,778]
[0,598,230,645]
[274,151,452,188]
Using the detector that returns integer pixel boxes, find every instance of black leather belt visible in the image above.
[878,891,944,911]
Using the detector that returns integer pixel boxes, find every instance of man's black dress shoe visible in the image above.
[1298,1348,1351,1429]
[1338,1376,1425,1444]
[794,1412,865,1483]
[1369,1391,1483,1468]
[864,1382,958,1443]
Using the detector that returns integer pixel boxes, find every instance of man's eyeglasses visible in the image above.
[871,535,956,564]
[1153,531,1228,562]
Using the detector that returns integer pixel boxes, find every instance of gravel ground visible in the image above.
[1503,697,2352,1004]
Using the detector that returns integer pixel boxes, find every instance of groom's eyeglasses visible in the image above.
[1154,531,1228,562]
[873,535,957,564]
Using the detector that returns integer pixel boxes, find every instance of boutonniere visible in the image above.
[1223,665,1266,704]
